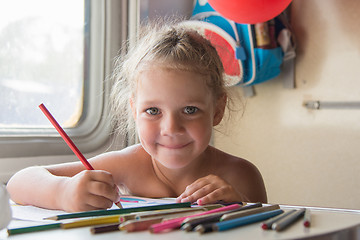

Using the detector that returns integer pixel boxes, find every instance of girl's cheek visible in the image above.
[138,121,157,140]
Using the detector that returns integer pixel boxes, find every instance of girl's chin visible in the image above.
[155,156,193,169]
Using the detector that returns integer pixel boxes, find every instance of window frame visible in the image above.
[0,0,128,158]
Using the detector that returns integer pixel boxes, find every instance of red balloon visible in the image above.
[208,0,292,24]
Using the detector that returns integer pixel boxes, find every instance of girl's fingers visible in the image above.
[88,181,120,203]
[177,175,240,205]
[87,170,116,186]
[197,187,231,205]
[84,194,114,210]
[76,170,120,208]
[180,182,215,203]
[182,175,222,194]
[176,179,211,202]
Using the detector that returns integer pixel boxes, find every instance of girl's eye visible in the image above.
[184,106,198,114]
[145,107,160,115]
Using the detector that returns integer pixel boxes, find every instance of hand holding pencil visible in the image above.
[59,169,121,212]
[39,103,123,211]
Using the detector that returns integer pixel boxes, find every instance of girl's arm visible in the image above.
[6,161,120,212]
[7,166,70,210]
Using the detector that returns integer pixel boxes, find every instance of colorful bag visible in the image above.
[190,0,295,88]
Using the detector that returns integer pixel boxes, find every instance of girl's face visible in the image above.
[131,67,224,170]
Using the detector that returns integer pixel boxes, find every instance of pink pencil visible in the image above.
[149,204,241,233]
[38,103,123,208]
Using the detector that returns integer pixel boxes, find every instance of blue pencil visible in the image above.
[213,209,284,232]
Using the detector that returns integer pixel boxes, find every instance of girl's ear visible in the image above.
[213,94,227,126]
[129,97,137,120]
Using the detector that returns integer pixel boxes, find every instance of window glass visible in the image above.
[0,0,84,130]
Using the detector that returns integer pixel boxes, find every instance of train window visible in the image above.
[0,0,84,130]
[0,0,126,158]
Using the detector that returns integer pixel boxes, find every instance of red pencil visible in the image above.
[39,103,93,170]
[39,103,123,208]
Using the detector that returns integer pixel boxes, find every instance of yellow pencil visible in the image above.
[61,215,122,229]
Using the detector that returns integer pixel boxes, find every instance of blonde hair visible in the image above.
[109,19,229,139]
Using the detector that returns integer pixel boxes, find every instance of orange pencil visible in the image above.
[39,103,123,208]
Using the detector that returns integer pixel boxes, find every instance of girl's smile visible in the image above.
[157,142,191,150]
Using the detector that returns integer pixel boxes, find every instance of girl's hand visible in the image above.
[60,170,120,212]
[175,174,247,205]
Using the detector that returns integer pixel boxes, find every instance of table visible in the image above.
[1,205,360,240]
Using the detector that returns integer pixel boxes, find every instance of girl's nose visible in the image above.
[160,114,184,136]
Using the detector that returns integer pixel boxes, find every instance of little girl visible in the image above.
[7,20,267,212]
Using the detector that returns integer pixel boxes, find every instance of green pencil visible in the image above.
[45,202,191,220]
[7,223,61,235]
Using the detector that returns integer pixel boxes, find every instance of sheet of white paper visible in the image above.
[11,201,66,222]
[117,196,176,208]
[10,196,177,222]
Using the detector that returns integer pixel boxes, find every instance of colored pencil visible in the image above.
[61,215,122,229]
[213,209,284,232]
[213,201,244,206]
[303,208,311,227]
[182,210,233,226]
[234,202,262,210]
[183,202,262,224]
[181,213,223,232]
[91,223,120,234]
[261,209,296,230]
[119,217,163,232]
[272,208,306,231]
[140,209,206,221]
[119,213,139,222]
[119,206,216,222]
[200,203,230,209]
[39,103,93,170]
[220,204,280,221]
[39,103,124,208]
[7,223,61,235]
[194,222,217,234]
[180,202,262,232]
[149,204,241,233]
[45,202,191,220]
[134,207,206,220]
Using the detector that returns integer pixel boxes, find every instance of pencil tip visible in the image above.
[115,201,123,209]
[261,223,268,230]
[304,221,310,227]
[194,225,205,234]
[181,223,192,232]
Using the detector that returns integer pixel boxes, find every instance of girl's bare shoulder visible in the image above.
[209,146,267,202]
[209,146,255,170]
